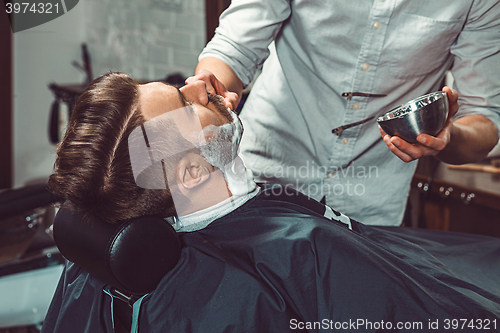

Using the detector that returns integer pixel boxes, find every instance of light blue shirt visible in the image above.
[200,0,500,226]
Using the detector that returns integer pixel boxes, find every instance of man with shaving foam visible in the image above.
[42,72,500,332]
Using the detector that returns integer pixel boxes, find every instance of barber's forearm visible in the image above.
[195,57,244,98]
[437,115,499,165]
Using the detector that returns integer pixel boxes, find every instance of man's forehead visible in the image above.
[138,82,186,120]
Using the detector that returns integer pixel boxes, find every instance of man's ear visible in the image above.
[177,153,212,189]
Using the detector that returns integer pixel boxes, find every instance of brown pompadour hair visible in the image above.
[48,72,175,223]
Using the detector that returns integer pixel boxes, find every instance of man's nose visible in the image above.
[179,81,209,106]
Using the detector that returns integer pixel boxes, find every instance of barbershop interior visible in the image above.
[1,1,500,332]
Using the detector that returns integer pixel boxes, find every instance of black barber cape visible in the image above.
[42,191,500,332]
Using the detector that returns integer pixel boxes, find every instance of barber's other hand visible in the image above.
[379,86,459,163]
[185,69,240,111]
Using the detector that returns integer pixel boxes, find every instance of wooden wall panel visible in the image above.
[0,8,12,189]
[205,0,231,43]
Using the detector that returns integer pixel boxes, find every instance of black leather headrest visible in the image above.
[53,208,181,295]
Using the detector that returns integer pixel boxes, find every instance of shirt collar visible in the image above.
[171,185,259,232]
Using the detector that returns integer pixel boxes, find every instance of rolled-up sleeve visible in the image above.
[450,0,500,135]
[199,0,291,87]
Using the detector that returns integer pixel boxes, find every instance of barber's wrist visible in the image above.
[435,121,458,163]
[436,117,498,164]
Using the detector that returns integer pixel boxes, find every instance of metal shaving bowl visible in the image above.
[377,91,449,143]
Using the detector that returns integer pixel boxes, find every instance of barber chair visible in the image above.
[50,185,351,332]
[0,184,63,329]
[40,182,500,333]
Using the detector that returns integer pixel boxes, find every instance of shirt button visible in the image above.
[328,171,335,178]
[353,103,360,110]
[342,138,349,144]
[373,22,380,29]
[362,63,370,71]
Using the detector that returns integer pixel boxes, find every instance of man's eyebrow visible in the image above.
[159,81,188,106]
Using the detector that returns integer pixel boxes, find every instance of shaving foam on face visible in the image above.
[196,108,256,196]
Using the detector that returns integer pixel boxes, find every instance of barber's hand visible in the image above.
[185,69,240,111]
[379,86,459,163]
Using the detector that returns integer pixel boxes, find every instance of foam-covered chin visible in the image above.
[196,107,252,195]
[197,108,243,170]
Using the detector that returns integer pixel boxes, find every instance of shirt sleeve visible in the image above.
[450,0,500,135]
[199,0,292,87]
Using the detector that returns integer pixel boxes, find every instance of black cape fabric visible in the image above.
[42,193,500,333]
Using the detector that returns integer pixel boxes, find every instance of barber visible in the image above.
[186,0,500,226]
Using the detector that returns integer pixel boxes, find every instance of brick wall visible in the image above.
[84,0,206,81]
